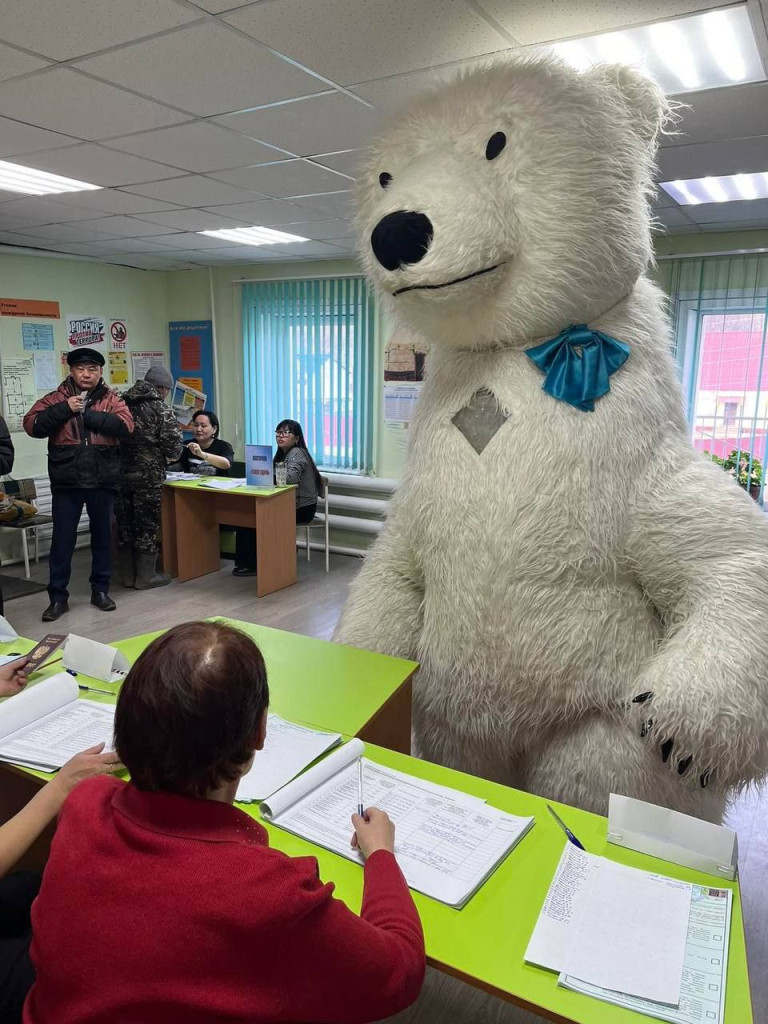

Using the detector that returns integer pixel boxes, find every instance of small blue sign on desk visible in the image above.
[245,444,273,488]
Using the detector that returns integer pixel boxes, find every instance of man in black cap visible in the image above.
[23,348,134,621]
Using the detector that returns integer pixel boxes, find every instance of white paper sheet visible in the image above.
[560,885,732,1024]
[526,844,692,1004]
[265,749,534,907]
[198,477,246,489]
[236,714,341,802]
[33,350,58,390]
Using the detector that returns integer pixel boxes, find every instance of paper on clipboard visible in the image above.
[608,794,738,880]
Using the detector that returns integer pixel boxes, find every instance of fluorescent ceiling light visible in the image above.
[661,172,768,205]
[550,4,764,95]
[198,226,310,246]
[0,159,101,195]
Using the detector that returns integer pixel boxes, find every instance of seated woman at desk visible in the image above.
[24,621,425,1024]
[0,658,119,1024]
[233,419,321,577]
[178,410,233,477]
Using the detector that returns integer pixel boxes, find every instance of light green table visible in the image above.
[0,636,753,1023]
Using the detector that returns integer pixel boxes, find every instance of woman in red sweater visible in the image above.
[24,621,425,1023]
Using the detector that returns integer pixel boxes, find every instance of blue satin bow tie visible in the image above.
[525,324,630,412]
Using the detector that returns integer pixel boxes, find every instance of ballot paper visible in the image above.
[63,634,130,684]
[0,672,115,771]
[560,884,732,1024]
[526,844,692,1004]
[236,714,341,802]
[261,739,534,908]
[198,477,246,490]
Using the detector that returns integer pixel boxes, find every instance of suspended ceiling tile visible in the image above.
[78,236,185,253]
[280,218,357,240]
[658,138,768,181]
[201,197,324,224]
[121,174,261,207]
[146,231,247,248]
[670,82,768,146]
[24,221,121,241]
[76,22,327,117]
[0,0,202,61]
[69,215,186,238]
[186,0,256,12]
[290,190,354,220]
[653,207,697,229]
[51,188,184,215]
[102,121,287,173]
[212,159,352,198]
[682,197,768,224]
[0,117,78,159]
[350,57,492,112]
[474,0,728,45]
[201,245,306,260]
[310,151,360,177]
[21,144,186,187]
[269,239,355,257]
[0,43,51,82]
[0,69,188,140]
[0,196,112,226]
[217,93,379,158]
[224,0,509,86]
[130,208,247,231]
[694,219,768,231]
[0,230,52,247]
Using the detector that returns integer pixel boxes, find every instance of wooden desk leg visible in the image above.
[255,490,298,598]
[358,680,412,754]
[175,490,220,582]
[0,767,53,871]
[160,486,177,577]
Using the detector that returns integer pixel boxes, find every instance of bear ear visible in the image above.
[587,64,671,142]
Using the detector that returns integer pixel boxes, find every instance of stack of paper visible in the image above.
[526,844,732,1023]
[165,472,198,481]
[236,714,341,802]
[261,739,534,908]
[0,672,115,771]
[198,477,247,490]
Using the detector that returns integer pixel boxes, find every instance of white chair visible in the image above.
[301,475,330,572]
[0,478,53,579]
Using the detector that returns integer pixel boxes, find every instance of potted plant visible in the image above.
[721,449,763,501]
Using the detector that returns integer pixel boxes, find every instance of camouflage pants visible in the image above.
[115,482,162,554]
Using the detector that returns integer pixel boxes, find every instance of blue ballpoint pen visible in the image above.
[547,804,586,851]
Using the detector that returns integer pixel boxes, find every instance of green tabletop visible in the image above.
[164,480,294,498]
[248,741,752,1024]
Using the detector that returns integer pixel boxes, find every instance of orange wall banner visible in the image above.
[0,298,61,319]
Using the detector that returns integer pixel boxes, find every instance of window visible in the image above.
[242,278,375,472]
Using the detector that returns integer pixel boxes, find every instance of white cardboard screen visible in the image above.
[63,634,130,684]
[0,615,19,643]
[608,793,738,880]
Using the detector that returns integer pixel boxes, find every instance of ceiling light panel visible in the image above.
[199,226,310,246]
[661,171,768,205]
[0,159,101,195]
[551,5,764,95]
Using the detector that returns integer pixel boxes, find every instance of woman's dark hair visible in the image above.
[115,621,269,799]
[192,409,219,437]
[274,418,322,491]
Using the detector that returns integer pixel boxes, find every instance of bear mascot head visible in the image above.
[335,55,768,827]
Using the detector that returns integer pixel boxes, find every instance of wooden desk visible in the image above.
[161,480,297,597]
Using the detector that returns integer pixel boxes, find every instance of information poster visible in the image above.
[67,314,106,350]
[22,323,54,350]
[171,381,206,428]
[383,325,426,424]
[1,298,60,319]
[109,319,128,350]
[33,351,58,390]
[384,383,422,424]
[1,357,36,431]
[108,351,129,385]
[170,321,214,417]
[131,351,165,381]
[60,352,69,376]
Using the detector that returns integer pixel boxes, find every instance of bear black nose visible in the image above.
[371,211,433,271]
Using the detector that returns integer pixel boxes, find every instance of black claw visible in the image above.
[700,770,712,789]
[640,718,654,738]
[677,755,692,776]
[661,738,674,763]
[633,691,653,704]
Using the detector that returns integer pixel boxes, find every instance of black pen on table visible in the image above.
[547,804,586,851]
[357,758,364,818]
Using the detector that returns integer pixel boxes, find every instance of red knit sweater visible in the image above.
[24,777,425,1023]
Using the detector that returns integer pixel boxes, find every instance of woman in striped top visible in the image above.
[233,419,321,577]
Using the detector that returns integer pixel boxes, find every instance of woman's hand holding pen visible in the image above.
[351,807,395,858]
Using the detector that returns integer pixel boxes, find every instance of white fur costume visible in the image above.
[336,57,768,825]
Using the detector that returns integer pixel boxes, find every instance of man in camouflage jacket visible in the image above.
[116,366,182,589]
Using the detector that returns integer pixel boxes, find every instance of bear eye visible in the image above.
[485,132,506,161]
[379,172,393,189]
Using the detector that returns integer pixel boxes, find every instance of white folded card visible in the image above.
[607,793,738,880]
[0,615,19,643]
[63,634,130,684]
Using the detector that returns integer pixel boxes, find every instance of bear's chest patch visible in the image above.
[450,388,508,455]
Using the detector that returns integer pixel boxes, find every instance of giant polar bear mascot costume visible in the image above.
[336,55,768,826]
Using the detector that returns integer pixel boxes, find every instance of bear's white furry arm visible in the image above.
[333,496,423,659]
[626,444,768,788]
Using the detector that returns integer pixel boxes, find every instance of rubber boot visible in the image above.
[134,551,172,589]
[114,545,136,588]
